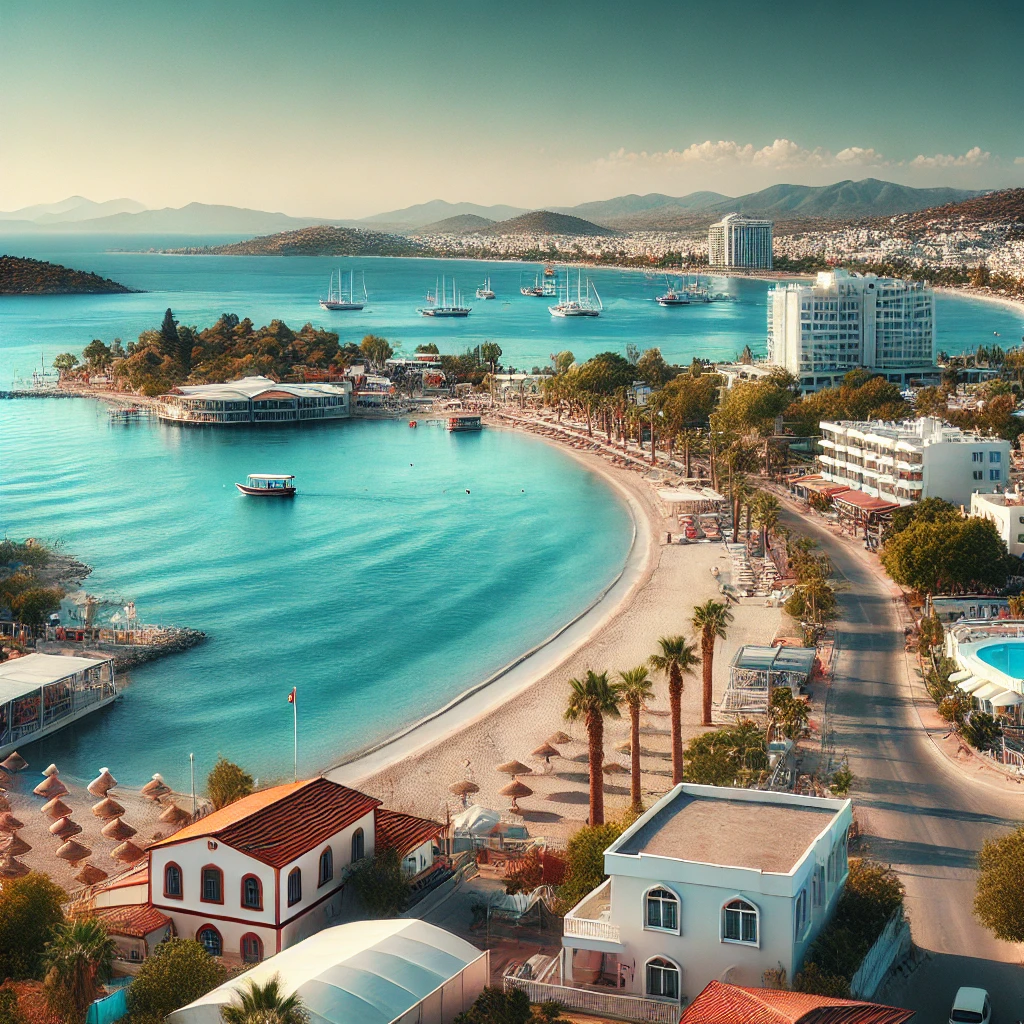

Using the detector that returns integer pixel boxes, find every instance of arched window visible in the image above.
[287,867,302,906]
[197,925,222,957]
[163,863,182,899]
[241,874,262,910]
[794,889,808,941]
[351,828,365,862]
[645,957,680,1000]
[319,847,334,887]
[722,898,759,945]
[644,887,679,932]
[201,865,223,904]
[240,933,263,964]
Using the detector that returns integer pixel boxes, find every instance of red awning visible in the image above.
[833,490,899,513]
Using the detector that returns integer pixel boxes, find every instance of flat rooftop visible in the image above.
[0,653,111,703]
[614,792,838,874]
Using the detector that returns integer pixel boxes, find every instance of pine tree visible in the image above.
[160,308,179,359]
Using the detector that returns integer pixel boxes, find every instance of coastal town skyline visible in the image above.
[3,0,1024,215]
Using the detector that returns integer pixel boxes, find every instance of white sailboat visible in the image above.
[656,275,690,306]
[549,269,602,318]
[319,269,367,311]
[418,276,472,317]
[476,277,496,299]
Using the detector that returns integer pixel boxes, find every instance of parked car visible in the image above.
[949,987,991,1024]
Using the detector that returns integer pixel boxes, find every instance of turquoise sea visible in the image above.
[2,235,1023,788]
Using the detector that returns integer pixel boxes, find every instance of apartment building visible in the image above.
[767,269,936,392]
[819,417,1010,507]
[970,490,1024,557]
[708,214,773,269]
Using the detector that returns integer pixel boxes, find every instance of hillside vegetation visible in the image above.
[482,210,616,236]
[0,255,135,294]
[895,188,1024,234]
[415,213,495,234]
[172,226,426,257]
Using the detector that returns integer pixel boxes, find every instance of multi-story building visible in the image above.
[819,417,1010,507]
[708,214,773,270]
[158,376,352,425]
[970,490,1024,558]
[767,269,936,392]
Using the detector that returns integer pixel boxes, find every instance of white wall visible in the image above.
[925,440,1009,506]
[971,495,1024,557]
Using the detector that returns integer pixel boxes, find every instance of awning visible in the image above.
[972,681,1005,702]
[949,668,973,683]
[958,677,985,694]
[991,690,1024,707]
[832,490,900,514]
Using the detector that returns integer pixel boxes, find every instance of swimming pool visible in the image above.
[975,641,1024,679]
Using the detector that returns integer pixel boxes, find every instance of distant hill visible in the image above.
[172,225,426,257]
[483,210,615,236]
[0,255,136,294]
[358,199,526,230]
[415,213,496,234]
[895,188,1024,231]
[558,191,729,223]
[0,196,147,225]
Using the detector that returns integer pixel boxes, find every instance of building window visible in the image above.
[990,451,1002,463]
[163,863,182,899]
[795,889,808,940]
[812,865,825,907]
[319,847,334,887]
[645,957,680,1000]
[201,866,223,904]
[287,867,302,906]
[241,875,262,910]
[991,469,1001,481]
[351,828,365,862]
[973,471,983,480]
[197,926,222,957]
[240,933,263,964]
[972,451,983,462]
[644,887,679,932]
[722,898,759,945]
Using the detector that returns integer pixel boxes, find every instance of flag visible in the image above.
[287,687,296,704]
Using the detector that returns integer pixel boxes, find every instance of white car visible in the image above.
[949,987,991,1024]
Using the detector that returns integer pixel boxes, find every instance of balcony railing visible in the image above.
[504,977,683,1023]
[563,916,621,943]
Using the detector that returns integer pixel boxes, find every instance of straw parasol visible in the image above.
[91,797,125,820]
[0,854,28,879]
[614,740,632,754]
[111,840,145,864]
[101,817,138,841]
[496,760,532,776]
[74,863,108,886]
[41,796,73,819]
[141,774,172,800]
[158,804,191,825]
[0,752,27,773]
[33,775,68,799]
[0,792,9,813]
[547,731,571,745]
[42,763,60,777]
[602,762,629,775]
[448,780,479,796]
[87,769,117,798]
[2,833,31,857]
[50,816,83,840]
[498,779,533,812]
[0,812,24,833]
[532,742,560,760]
[56,839,92,864]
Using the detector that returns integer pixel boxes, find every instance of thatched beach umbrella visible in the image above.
[41,796,73,819]
[91,796,125,820]
[111,840,145,864]
[0,854,29,879]
[532,742,560,763]
[42,763,59,777]
[74,863,108,886]
[0,792,10,813]
[33,774,68,800]
[499,778,533,813]
[614,740,632,754]
[141,774,172,800]
[50,816,83,840]
[448,780,479,808]
[547,731,571,746]
[158,804,191,826]
[0,752,27,773]
[87,768,117,798]
[602,762,629,775]
[56,839,92,864]
[101,817,137,841]
[2,833,31,857]
[496,760,532,776]
[0,812,24,833]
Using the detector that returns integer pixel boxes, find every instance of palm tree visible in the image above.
[221,975,308,1024]
[692,601,734,727]
[564,670,622,826]
[649,637,701,784]
[751,491,782,556]
[617,666,655,811]
[43,918,118,1024]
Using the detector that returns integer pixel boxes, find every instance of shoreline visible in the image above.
[934,284,1024,317]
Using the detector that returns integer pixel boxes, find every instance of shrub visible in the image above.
[975,824,1024,941]
[454,987,562,1024]
[206,758,253,810]
[0,873,65,980]
[555,821,625,913]
[126,939,226,1024]
[964,712,1001,751]
[350,847,410,918]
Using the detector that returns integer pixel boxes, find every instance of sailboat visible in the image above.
[520,272,545,297]
[319,269,367,311]
[418,276,472,317]
[656,276,690,306]
[476,277,496,300]
[549,269,602,318]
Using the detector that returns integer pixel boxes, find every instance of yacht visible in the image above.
[419,276,471,317]
[549,269,602,318]
[235,474,296,497]
[520,272,545,297]
[656,277,691,306]
[476,277,496,300]
[319,269,367,311]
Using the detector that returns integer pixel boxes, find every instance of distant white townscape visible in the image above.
[707,213,774,270]
[767,269,936,392]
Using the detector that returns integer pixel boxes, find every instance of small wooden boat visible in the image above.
[235,474,296,497]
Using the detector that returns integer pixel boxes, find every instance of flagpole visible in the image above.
[293,691,298,783]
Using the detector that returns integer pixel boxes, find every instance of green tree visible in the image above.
[555,820,625,911]
[0,988,27,1024]
[692,600,734,726]
[767,686,810,741]
[575,352,635,397]
[617,666,655,811]
[751,490,781,555]
[883,497,960,542]
[206,757,253,810]
[43,918,118,1024]
[350,847,410,917]
[975,825,1024,941]
[159,308,180,359]
[480,341,502,374]
[453,987,530,1024]
[564,670,622,826]
[127,939,227,1024]
[82,340,112,371]
[359,334,393,367]
[689,357,703,377]
[9,585,64,626]
[415,343,439,354]
[553,350,575,374]
[635,348,674,388]
[220,975,308,1024]
[0,872,65,980]
[649,637,701,784]
[682,721,768,786]
[711,371,796,435]
[52,353,79,374]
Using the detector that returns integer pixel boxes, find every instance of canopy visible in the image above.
[991,690,1024,707]
[452,804,500,834]
[948,668,974,683]
[958,677,985,694]
[972,682,1006,702]
[0,654,111,703]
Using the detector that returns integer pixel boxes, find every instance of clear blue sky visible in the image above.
[2,0,1022,216]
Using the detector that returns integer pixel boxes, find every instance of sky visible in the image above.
[2,0,1023,218]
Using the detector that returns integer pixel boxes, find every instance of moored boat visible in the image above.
[475,278,496,299]
[549,269,602,318]
[235,473,296,496]
[319,269,367,311]
[447,414,482,432]
[419,276,472,317]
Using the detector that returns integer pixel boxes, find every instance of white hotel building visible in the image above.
[767,269,936,392]
[707,214,773,270]
[819,417,1010,508]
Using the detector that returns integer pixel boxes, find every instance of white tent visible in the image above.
[167,920,488,1024]
[452,804,501,835]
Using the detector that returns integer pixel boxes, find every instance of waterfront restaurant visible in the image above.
[158,376,352,425]
[0,653,117,759]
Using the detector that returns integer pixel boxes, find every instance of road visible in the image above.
[781,508,1024,1019]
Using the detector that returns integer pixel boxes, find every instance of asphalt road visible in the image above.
[781,509,1024,1021]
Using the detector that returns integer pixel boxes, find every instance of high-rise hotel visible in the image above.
[767,269,936,392]
[707,213,773,269]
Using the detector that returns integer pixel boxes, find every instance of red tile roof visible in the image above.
[680,982,914,1024]
[89,904,172,938]
[832,490,900,513]
[150,778,381,868]
[374,808,444,859]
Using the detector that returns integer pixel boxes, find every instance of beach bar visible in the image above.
[720,645,816,715]
[0,654,117,758]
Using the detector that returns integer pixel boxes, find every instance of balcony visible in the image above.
[563,880,620,943]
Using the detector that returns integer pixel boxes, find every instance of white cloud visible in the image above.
[908,146,991,168]
[1013,156,1024,166]
[599,138,887,170]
